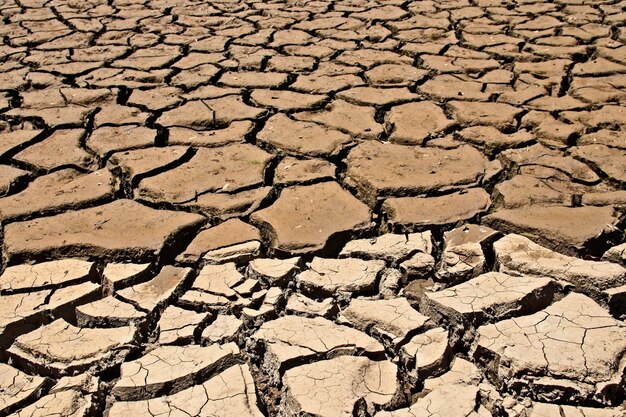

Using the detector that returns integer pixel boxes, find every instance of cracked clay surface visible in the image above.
[0,0,625,416]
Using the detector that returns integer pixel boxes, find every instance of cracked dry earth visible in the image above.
[1,0,626,417]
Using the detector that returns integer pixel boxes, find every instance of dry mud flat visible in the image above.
[0,0,626,416]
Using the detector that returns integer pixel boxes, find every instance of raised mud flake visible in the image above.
[422,355,482,393]
[257,114,353,157]
[93,104,150,127]
[419,75,491,101]
[444,225,499,253]
[293,99,384,140]
[86,126,157,158]
[9,389,93,417]
[102,262,151,294]
[274,157,336,187]
[252,315,384,385]
[5,105,96,129]
[422,272,556,327]
[437,224,501,285]
[521,111,583,149]
[383,188,491,231]
[602,285,626,320]
[399,252,436,280]
[108,364,263,417]
[0,258,95,293]
[250,182,371,255]
[202,239,262,265]
[376,383,490,417]
[497,84,547,107]
[202,314,243,344]
[109,146,191,186]
[241,305,276,327]
[250,89,326,111]
[111,44,181,71]
[190,263,244,300]
[178,290,231,312]
[27,90,98,111]
[492,175,607,209]
[0,92,10,110]
[12,129,95,172]
[247,257,300,287]
[3,200,204,263]
[578,129,626,149]
[281,356,402,417]
[499,144,600,184]
[345,142,489,206]
[337,48,412,68]
[473,293,626,405]
[296,257,385,297]
[0,129,44,158]
[582,190,626,208]
[379,268,403,297]
[7,319,137,377]
[0,68,28,91]
[177,218,261,264]
[290,74,363,94]
[0,282,99,346]
[286,293,337,318]
[188,35,229,52]
[136,144,272,204]
[158,96,266,127]
[399,327,451,382]
[0,165,29,195]
[158,305,210,345]
[266,55,317,72]
[339,232,433,264]
[565,105,626,134]
[182,186,272,220]
[572,57,626,76]
[117,266,191,314]
[336,86,418,107]
[571,145,626,185]
[569,74,626,106]
[112,343,240,401]
[156,100,216,128]
[76,296,146,328]
[421,54,500,74]
[352,4,408,20]
[384,101,454,145]
[179,87,242,103]
[282,43,334,58]
[0,362,48,415]
[364,63,427,85]
[230,277,261,299]
[77,68,170,89]
[462,31,523,49]
[457,126,534,152]
[167,121,253,147]
[46,282,102,317]
[449,101,523,130]
[526,95,587,112]
[493,234,626,297]
[219,71,289,88]
[48,372,99,396]
[514,58,571,78]
[0,168,116,221]
[341,297,432,348]
[126,86,183,111]
[483,205,621,257]
[527,402,624,417]
[603,242,626,266]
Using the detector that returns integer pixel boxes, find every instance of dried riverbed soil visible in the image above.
[0,0,625,416]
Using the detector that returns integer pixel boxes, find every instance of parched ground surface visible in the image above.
[0,0,626,416]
